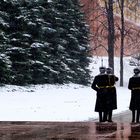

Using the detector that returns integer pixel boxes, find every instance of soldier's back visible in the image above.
[95,74,108,87]
[129,76,140,89]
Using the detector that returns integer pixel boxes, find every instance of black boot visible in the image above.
[103,111,107,122]
[132,110,135,123]
[108,110,113,122]
[136,110,140,123]
[99,112,103,122]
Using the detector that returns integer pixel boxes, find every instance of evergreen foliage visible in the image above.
[0,0,91,85]
[130,54,140,67]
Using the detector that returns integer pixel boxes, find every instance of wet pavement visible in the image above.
[0,110,140,140]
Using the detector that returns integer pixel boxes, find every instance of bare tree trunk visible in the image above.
[105,0,115,73]
[118,0,124,86]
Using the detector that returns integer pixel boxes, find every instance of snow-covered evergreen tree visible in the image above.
[0,0,91,85]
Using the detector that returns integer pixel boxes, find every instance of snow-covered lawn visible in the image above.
[0,57,134,122]
[0,84,130,121]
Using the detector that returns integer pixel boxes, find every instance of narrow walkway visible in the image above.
[92,110,131,123]
[113,110,131,123]
[0,110,139,140]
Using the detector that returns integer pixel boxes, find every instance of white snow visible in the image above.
[0,57,135,122]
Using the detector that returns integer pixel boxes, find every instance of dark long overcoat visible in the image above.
[128,76,140,110]
[91,74,109,112]
[106,74,118,111]
[91,74,118,112]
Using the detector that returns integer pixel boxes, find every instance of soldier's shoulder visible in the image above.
[93,74,99,79]
[130,76,140,80]
[129,77,134,80]
[97,74,107,77]
[132,75,140,78]
[134,76,140,79]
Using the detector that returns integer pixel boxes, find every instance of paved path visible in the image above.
[92,110,132,122]
[113,110,131,122]
[0,110,139,140]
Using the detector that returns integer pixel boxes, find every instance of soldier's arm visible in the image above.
[115,76,119,81]
[128,78,132,90]
[91,77,99,91]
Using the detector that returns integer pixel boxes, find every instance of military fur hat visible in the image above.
[99,66,106,70]
[106,67,112,71]
[133,67,140,72]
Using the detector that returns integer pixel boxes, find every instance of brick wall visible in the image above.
[80,0,140,56]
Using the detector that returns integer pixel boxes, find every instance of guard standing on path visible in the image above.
[128,67,140,123]
[91,66,108,122]
[105,67,119,122]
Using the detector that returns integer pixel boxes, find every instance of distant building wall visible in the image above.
[80,0,140,56]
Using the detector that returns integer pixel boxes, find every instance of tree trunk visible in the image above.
[105,0,115,73]
[119,0,124,86]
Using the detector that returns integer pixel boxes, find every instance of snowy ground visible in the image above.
[0,57,135,122]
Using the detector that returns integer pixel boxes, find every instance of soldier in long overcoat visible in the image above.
[128,68,140,123]
[105,67,118,122]
[91,66,109,122]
